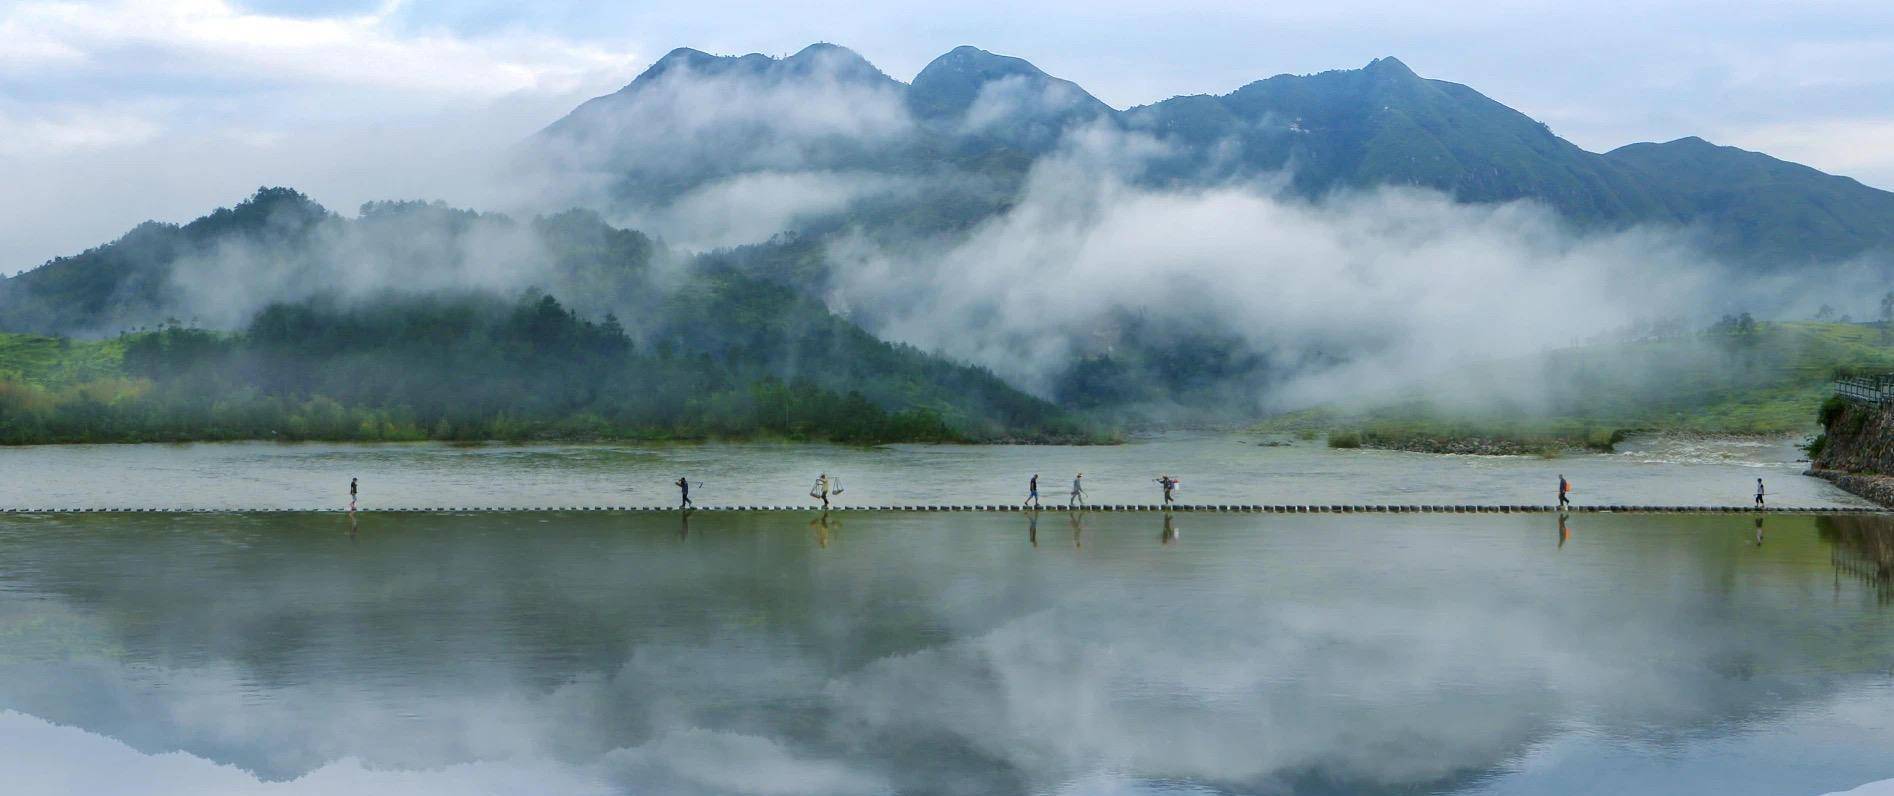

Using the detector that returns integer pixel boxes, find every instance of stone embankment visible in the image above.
[1809,395,1894,508]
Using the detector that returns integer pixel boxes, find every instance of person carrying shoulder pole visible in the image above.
[1025,473,1040,508]
[1558,475,1571,510]
[812,473,830,510]
[1755,478,1765,509]
[1155,475,1178,506]
[1069,472,1086,509]
[676,476,693,509]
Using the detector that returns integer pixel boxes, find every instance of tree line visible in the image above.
[0,292,1092,445]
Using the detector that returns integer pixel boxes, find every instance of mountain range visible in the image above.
[3,43,1892,436]
[536,43,1894,266]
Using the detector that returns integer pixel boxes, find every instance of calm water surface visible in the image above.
[0,509,1890,795]
[0,433,1870,509]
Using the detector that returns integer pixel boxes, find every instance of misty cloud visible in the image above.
[530,46,914,212]
[820,126,1722,412]
[961,74,1097,132]
[622,170,917,251]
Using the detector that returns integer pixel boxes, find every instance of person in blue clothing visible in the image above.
[1025,474,1041,508]
[676,476,693,509]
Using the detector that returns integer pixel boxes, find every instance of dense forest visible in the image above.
[0,292,1094,444]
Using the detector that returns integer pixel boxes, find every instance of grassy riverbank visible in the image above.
[1258,322,1894,454]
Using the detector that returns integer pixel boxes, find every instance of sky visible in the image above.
[3,0,1892,271]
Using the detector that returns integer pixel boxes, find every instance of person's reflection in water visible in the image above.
[1161,513,1178,545]
[679,510,691,541]
[1067,510,1084,549]
[1027,511,1039,548]
[810,511,834,549]
[346,511,359,542]
[1755,516,1765,546]
[1557,513,1570,549]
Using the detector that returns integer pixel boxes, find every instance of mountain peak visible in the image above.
[642,47,716,78]
[782,42,886,81]
[910,45,1109,123]
[616,43,891,94]
[918,46,1050,81]
[1362,56,1417,79]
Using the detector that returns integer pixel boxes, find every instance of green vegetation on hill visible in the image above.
[0,293,1096,445]
[0,189,1097,445]
[1259,321,1894,452]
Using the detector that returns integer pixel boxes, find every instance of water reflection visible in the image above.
[1,511,1892,795]
[810,511,836,548]
[1026,510,1038,548]
[1557,513,1570,549]
[1821,515,1894,605]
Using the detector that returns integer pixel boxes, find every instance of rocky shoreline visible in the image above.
[1807,468,1894,508]
[1359,436,1559,456]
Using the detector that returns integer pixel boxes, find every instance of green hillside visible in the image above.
[0,190,1094,445]
[1257,322,1894,452]
[0,291,1096,445]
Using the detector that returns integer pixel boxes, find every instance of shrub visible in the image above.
[1583,428,1625,452]
[1819,394,1850,427]
[1327,430,1361,449]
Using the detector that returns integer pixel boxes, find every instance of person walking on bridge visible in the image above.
[1069,473,1087,509]
[812,473,831,510]
[1557,475,1571,510]
[1155,475,1179,507]
[1025,474,1041,509]
[349,477,358,513]
[1755,478,1766,509]
[676,476,694,509]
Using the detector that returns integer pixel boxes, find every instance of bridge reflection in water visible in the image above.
[1822,515,1894,605]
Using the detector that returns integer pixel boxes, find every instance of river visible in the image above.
[0,435,1890,795]
[0,433,1871,510]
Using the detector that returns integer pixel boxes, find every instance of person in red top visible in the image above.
[1558,475,1571,510]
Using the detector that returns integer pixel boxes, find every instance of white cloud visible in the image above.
[4,0,637,97]
[823,127,1715,410]
[624,170,915,251]
[0,0,641,268]
[0,102,165,155]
